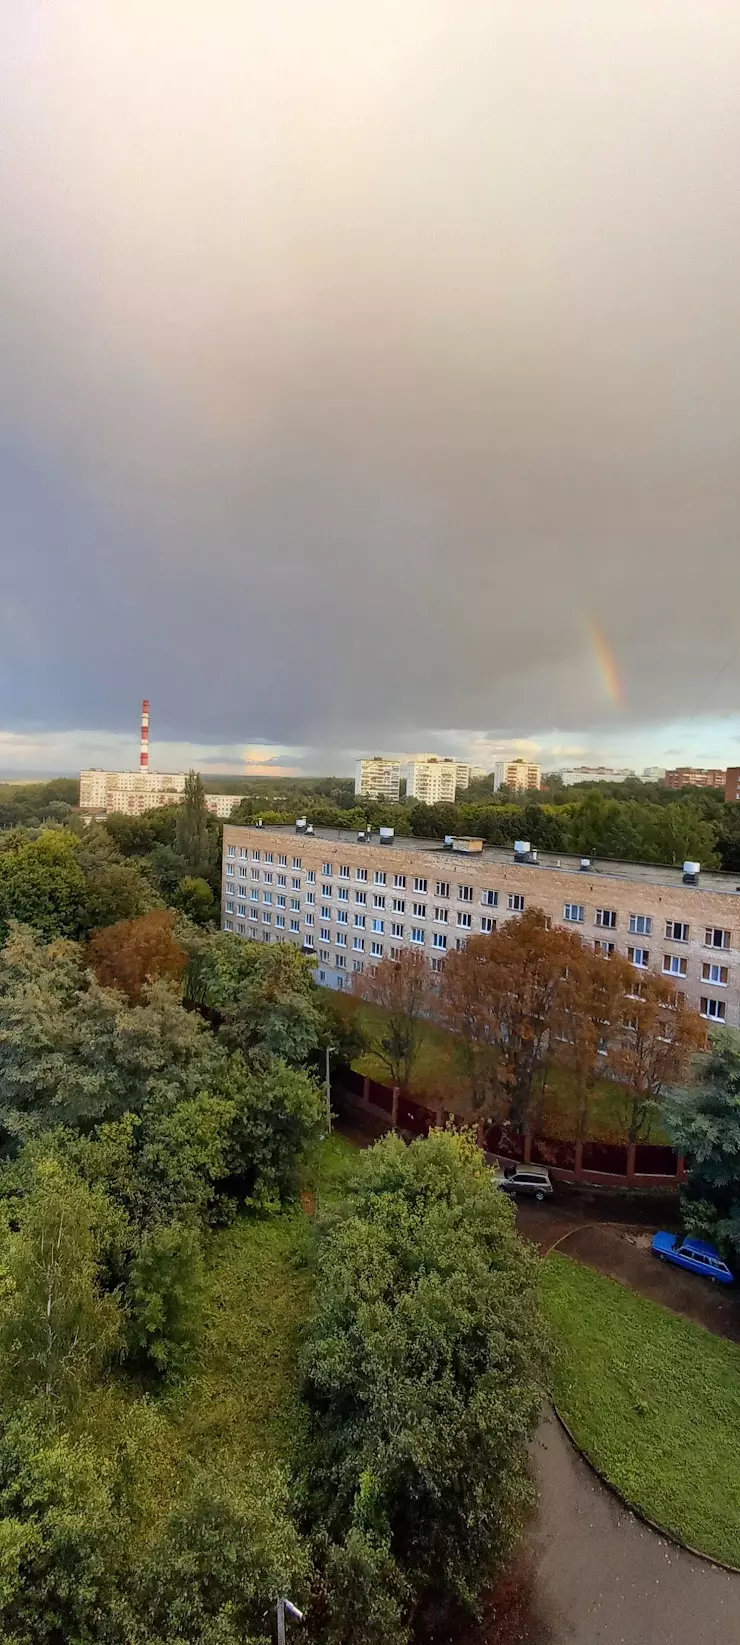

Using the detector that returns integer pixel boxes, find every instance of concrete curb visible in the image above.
[548,1403,740,1576]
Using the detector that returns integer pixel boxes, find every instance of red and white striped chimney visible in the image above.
[140,699,150,770]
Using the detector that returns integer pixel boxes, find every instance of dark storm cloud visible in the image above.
[2,1,740,753]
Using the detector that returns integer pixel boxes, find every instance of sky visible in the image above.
[2,2,740,779]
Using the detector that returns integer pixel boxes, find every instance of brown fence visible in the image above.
[336,1073,685,1191]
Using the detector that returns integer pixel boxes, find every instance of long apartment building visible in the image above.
[493,759,541,792]
[222,823,740,1028]
[80,769,242,818]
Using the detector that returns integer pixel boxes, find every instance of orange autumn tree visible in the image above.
[353,948,431,1092]
[557,946,635,1142]
[441,908,584,1130]
[612,970,705,1143]
[86,909,188,1003]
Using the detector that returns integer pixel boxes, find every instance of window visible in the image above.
[628,947,650,968]
[455,937,468,951]
[390,946,402,960]
[594,939,615,955]
[337,909,348,925]
[508,893,525,912]
[436,880,450,898]
[411,928,425,944]
[458,884,473,902]
[702,962,728,985]
[276,915,285,929]
[263,872,273,884]
[413,877,428,893]
[356,867,368,882]
[305,891,315,905]
[225,901,234,914]
[322,862,333,876]
[263,891,272,905]
[371,918,385,933]
[237,903,246,917]
[412,901,426,918]
[290,897,300,912]
[250,889,259,903]
[434,907,448,923]
[339,864,350,879]
[321,883,332,899]
[481,916,496,934]
[237,922,245,934]
[705,927,731,950]
[701,997,726,1021]
[353,937,365,952]
[276,894,286,909]
[394,874,407,889]
[337,887,349,902]
[227,845,236,857]
[278,854,287,866]
[665,920,689,942]
[277,874,287,887]
[250,910,258,923]
[374,870,387,886]
[354,914,366,929]
[320,950,330,963]
[320,904,331,920]
[629,914,652,936]
[226,864,235,877]
[370,941,383,958]
[353,959,364,973]
[392,898,406,913]
[306,869,315,883]
[224,919,233,930]
[431,956,446,974]
[355,890,367,906]
[391,921,404,938]
[292,857,301,869]
[319,969,327,982]
[252,850,261,861]
[291,876,301,890]
[290,918,300,934]
[336,954,346,970]
[595,909,617,929]
[336,931,347,947]
[373,894,386,909]
[457,911,472,928]
[320,927,331,942]
[563,904,585,923]
[481,889,498,907]
[262,912,271,925]
[433,932,447,950]
[265,852,273,864]
[238,866,248,879]
[663,955,687,976]
[238,846,248,858]
[251,869,260,881]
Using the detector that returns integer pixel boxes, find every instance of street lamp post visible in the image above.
[325,1043,333,1135]
[276,1597,304,1645]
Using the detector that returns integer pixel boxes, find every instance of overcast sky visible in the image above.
[2,2,740,778]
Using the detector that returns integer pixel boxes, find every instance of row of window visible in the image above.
[226,846,303,868]
[562,907,732,948]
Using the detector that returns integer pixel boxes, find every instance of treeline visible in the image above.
[355,911,705,1143]
[0,776,78,830]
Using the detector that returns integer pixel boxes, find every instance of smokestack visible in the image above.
[140,699,150,771]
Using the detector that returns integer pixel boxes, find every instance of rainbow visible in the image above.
[587,619,624,707]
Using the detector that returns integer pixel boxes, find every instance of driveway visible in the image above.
[483,1411,740,1645]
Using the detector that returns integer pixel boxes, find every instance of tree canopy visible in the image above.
[664,1033,740,1263]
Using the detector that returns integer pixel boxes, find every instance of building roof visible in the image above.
[224,822,740,896]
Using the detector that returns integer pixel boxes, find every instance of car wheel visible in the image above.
[535,1191,544,1202]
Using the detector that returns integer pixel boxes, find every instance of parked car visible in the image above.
[497,1164,553,1202]
[651,1232,734,1285]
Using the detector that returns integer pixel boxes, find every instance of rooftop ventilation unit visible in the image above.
[305,823,315,835]
[580,857,592,871]
[443,834,455,851]
[357,831,368,842]
[683,860,700,886]
[379,826,395,844]
[514,839,539,864]
[295,816,307,832]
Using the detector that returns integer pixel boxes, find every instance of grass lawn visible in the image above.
[171,1134,361,1472]
[540,1254,740,1565]
[336,996,667,1144]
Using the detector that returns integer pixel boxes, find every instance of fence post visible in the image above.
[476,1118,487,1150]
[434,1102,446,1130]
[362,1075,371,1107]
[391,1086,400,1130]
[574,1140,584,1182]
[676,1153,687,1184]
[626,1141,637,1185]
[523,1131,532,1164]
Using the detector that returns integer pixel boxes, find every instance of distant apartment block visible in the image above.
[205,794,243,819]
[455,763,471,791]
[406,756,458,805]
[560,766,635,787]
[493,759,541,793]
[354,758,402,803]
[79,769,241,819]
[469,765,488,781]
[664,768,726,791]
[642,767,666,782]
[725,769,740,804]
[222,821,740,1027]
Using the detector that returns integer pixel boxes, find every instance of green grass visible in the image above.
[172,1134,361,1471]
[337,996,667,1143]
[540,1254,740,1565]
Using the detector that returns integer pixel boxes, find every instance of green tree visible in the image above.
[0,831,89,941]
[125,1220,204,1377]
[0,1156,122,1410]
[664,1033,740,1264]
[176,874,216,924]
[217,1055,326,1205]
[189,933,324,1065]
[352,949,430,1091]
[176,771,211,877]
[302,1130,546,1634]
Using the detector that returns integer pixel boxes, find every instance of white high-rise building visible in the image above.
[455,763,471,791]
[354,757,402,803]
[406,756,458,805]
[493,759,542,793]
[560,766,635,787]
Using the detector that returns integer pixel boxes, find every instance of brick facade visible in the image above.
[222,825,740,1028]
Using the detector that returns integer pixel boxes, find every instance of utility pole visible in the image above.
[277,1597,304,1644]
[325,1043,332,1134]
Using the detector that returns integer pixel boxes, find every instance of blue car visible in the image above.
[652,1232,734,1285]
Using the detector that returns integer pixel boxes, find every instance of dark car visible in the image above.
[497,1164,553,1202]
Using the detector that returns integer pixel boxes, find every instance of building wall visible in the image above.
[80,769,236,817]
[725,768,740,804]
[455,763,471,791]
[222,825,740,1026]
[493,760,542,792]
[561,766,635,787]
[205,794,242,819]
[406,758,457,804]
[664,768,725,790]
[354,758,401,802]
